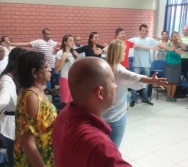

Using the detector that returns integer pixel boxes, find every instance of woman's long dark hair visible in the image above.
[88,32,98,47]
[60,35,76,59]
[1,47,27,93]
[1,47,27,77]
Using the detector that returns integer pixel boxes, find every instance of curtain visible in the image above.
[164,0,188,35]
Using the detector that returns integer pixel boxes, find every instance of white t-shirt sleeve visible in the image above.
[0,80,11,111]
[149,38,160,46]
[56,50,63,60]
[30,40,39,49]
[115,65,147,89]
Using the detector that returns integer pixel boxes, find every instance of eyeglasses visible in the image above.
[40,63,50,70]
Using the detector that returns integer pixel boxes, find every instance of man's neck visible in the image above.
[72,101,102,117]
[43,38,50,42]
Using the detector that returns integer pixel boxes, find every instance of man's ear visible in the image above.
[96,86,104,100]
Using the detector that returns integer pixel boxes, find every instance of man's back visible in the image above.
[52,103,132,167]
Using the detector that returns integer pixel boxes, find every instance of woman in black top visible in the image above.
[75,32,105,58]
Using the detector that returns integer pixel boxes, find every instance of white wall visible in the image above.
[0,0,157,9]
[156,0,167,37]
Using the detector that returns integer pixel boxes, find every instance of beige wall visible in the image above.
[0,0,157,9]
[156,0,167,37]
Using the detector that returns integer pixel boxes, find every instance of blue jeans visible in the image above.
[108,115,126,149]
[0,134,14,167]
[131,67,150,101]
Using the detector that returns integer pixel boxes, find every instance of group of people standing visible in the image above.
[0,23,187,167]
[156,26,188,102]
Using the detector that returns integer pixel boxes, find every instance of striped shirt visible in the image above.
[30,39,57,68]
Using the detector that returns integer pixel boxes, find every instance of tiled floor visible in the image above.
[119,91,188,167]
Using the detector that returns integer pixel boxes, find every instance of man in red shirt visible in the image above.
[52,57,132,167]
[115,28,135,68]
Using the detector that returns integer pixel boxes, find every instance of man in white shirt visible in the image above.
[129,24,160,107]
[9,28,60,88]
[181,26,188,77]
[0,46,7,75]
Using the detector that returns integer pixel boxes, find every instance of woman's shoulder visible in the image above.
[115,64,131,75]
[18,89,38,101]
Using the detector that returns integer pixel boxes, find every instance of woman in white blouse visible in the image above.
[55,35,78,103]
[0,47,27,167]
[102,40,167,149]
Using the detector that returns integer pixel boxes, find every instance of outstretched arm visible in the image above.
[133,44,158,50]
[10,42,31,47]
[140,72,168,89]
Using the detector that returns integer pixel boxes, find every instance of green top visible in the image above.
[14,90,57,167]
[165,42,181,64]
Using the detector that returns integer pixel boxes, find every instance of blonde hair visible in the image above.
[106,39,125,71]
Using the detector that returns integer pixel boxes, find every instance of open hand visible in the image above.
[151,72,168,89]
[94,48,103,55]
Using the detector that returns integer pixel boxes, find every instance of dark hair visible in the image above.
[88,32,98,47]
[171,31,178,37]
[60,35,76,58]
[161,30,168,35]
[17,51,46,88]
[1,47,27,77]
[115,28,124,36]
[0,36,9,44]
[42,28,50,34]
[139,24,148,31]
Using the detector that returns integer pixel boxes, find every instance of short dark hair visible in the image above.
[88,32,98,47]
[161,30,168,35]
[1,47,27,77]
[139,24,148,31]
[0,36,9,44]
[171,31,178,37]
[115,28,124,36]
[42,28,50,34]
[17,51,46,88]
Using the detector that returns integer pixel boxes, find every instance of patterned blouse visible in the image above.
[14,90,57,167]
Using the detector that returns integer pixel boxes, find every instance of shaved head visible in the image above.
[68,57,113,102]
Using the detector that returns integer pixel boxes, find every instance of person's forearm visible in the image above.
[140,76,153,84]
[20,131,45,167]
[22,144,45,167]
[178,39,186,50]
[10,42,31,47]
[134,44,153,50]
[158,43,174,51]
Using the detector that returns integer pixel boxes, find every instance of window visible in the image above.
[164,0,188,35]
